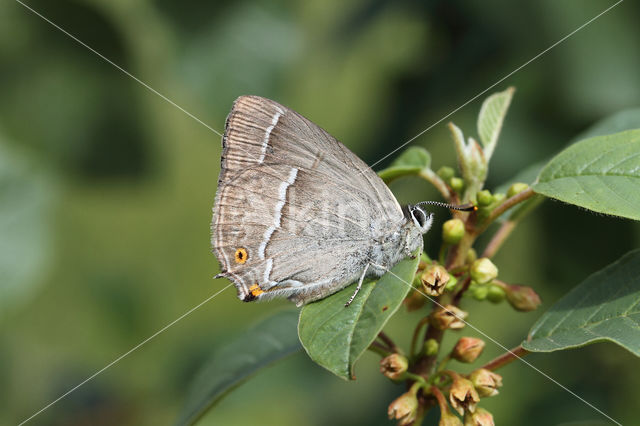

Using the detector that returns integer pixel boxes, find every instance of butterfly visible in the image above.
[212,96,471,306]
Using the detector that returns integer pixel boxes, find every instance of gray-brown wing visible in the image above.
[212,95,403,304]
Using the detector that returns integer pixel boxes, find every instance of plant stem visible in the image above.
[438,243,448,265]
[406,372,428,386]
[482,220,517,258]
[378,331,401,354]
[430,385,448,412]
[419,168,451,201]
[480,345,529,371]
[451,277,471,306]
[435,354,452,373]
[410,317,430,359]
[412,324,443,377]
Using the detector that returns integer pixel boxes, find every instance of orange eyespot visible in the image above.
[235,248,248,264]
[249,283,264,297]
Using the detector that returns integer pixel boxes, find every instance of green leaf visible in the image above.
[449,122,486,202]
[523,249,640,356]
[0,138,55,314]
[494,108,640,222]
[377,146,431,183]
[175,309,301,426]
[533,129,640,220]
[477,87,514,160]
[298,251,420,380]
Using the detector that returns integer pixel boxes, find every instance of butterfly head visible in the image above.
[408,204,434,234]
[400,201,476,257]
[394,205,433,260]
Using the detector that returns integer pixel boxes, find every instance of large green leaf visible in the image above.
[523,249,640,356]
[298,251,420,380]
[477,87,514,161]
[176,309,301,426]
[377,146,431,183]
[533,129,640,220]
[495,108,640,222]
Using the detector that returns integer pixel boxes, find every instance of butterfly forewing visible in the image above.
[212,96,404,305]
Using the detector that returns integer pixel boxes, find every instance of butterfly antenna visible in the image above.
[416,201,477,212]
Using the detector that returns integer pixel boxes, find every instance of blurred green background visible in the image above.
[1,0,639,425]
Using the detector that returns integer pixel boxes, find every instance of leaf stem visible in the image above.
[419,168,451,201]
[480,345,529,371]
[378,331,401,354]
[368,342,392,357]
[482,220,517,258]
[478,187,535,232]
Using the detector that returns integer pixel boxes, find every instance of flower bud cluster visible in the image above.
[436,165,467,195]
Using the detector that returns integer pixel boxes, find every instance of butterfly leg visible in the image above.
[345,263,372,307]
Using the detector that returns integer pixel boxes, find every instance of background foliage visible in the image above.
[1,0,639,425]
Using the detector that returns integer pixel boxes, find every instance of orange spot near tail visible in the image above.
[249,283,264,297]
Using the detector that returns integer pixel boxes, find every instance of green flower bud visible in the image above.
[464,407,495,426]
[442,219,465,244]
[476,190,493,207]
[450,177,464,193]
[506,284,541,312]
[492,192,506,204]
[466,248,478,264]
[437,166,456,181]
[470,258,498,284]
[424,338,439,356]
[507,182,529,198]
[413,272,424,287]
[380,353,409,380]
[445,274,458,291]
[486,284,506,303]
[452,337,485,363]
[470,284,488,301]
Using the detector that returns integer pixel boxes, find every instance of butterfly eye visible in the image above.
[235,248,248,264]
[411,207,427,228]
